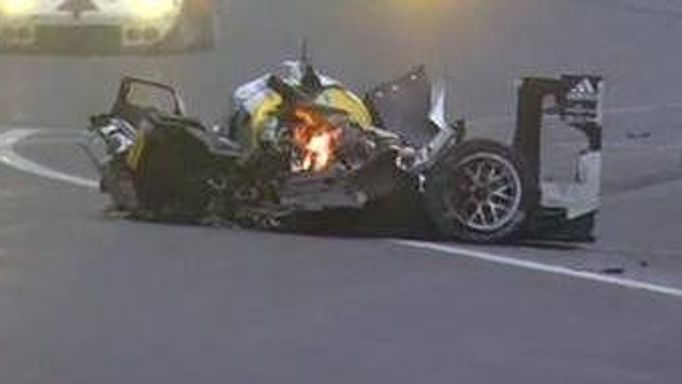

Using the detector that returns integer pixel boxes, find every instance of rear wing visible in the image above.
[513,75,604,221]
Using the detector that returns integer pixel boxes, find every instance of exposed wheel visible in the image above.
[424,139,531,243]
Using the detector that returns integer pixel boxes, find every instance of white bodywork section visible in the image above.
[541,152,602,219]
[1,0,184,19]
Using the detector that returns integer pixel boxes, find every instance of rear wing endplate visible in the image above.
[514,75,604,220]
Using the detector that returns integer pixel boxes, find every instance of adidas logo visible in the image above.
[567,78,599,101]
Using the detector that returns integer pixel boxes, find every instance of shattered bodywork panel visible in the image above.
[85,62,604,243]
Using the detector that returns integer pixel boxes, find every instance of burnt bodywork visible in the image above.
[84,63,603,243]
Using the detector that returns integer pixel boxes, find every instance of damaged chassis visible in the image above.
[85,63,604,243]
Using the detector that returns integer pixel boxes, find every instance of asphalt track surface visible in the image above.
[1,1,682,383]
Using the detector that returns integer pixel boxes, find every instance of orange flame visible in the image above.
[293,108,341,172]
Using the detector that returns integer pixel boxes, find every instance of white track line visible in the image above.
[0,128,99,189]
[395,240,682,299]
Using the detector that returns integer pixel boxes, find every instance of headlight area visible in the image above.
[0,0,36,45]
[0,0,185,49]
[0,0,36,17]
[124,0,180,20]
[121,1,184,47]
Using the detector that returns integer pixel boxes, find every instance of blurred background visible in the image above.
[3,4,682,383]
[1,0,682,133]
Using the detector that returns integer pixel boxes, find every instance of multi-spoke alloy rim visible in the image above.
[445,153,523,232]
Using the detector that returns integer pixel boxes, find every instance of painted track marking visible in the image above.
[0,128,98,189]
[395,240,682,299]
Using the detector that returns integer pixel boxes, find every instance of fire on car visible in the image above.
[83,53,604,243]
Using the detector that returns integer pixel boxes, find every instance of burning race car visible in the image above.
[0,0,215,54]
[84,58,604,243]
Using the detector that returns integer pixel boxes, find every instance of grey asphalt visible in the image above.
[1,1,682,383]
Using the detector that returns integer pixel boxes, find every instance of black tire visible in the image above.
[424,139,532,243]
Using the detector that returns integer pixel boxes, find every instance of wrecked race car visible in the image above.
[83,59,604,243]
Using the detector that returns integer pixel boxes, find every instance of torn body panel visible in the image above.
[86,62,604,243]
